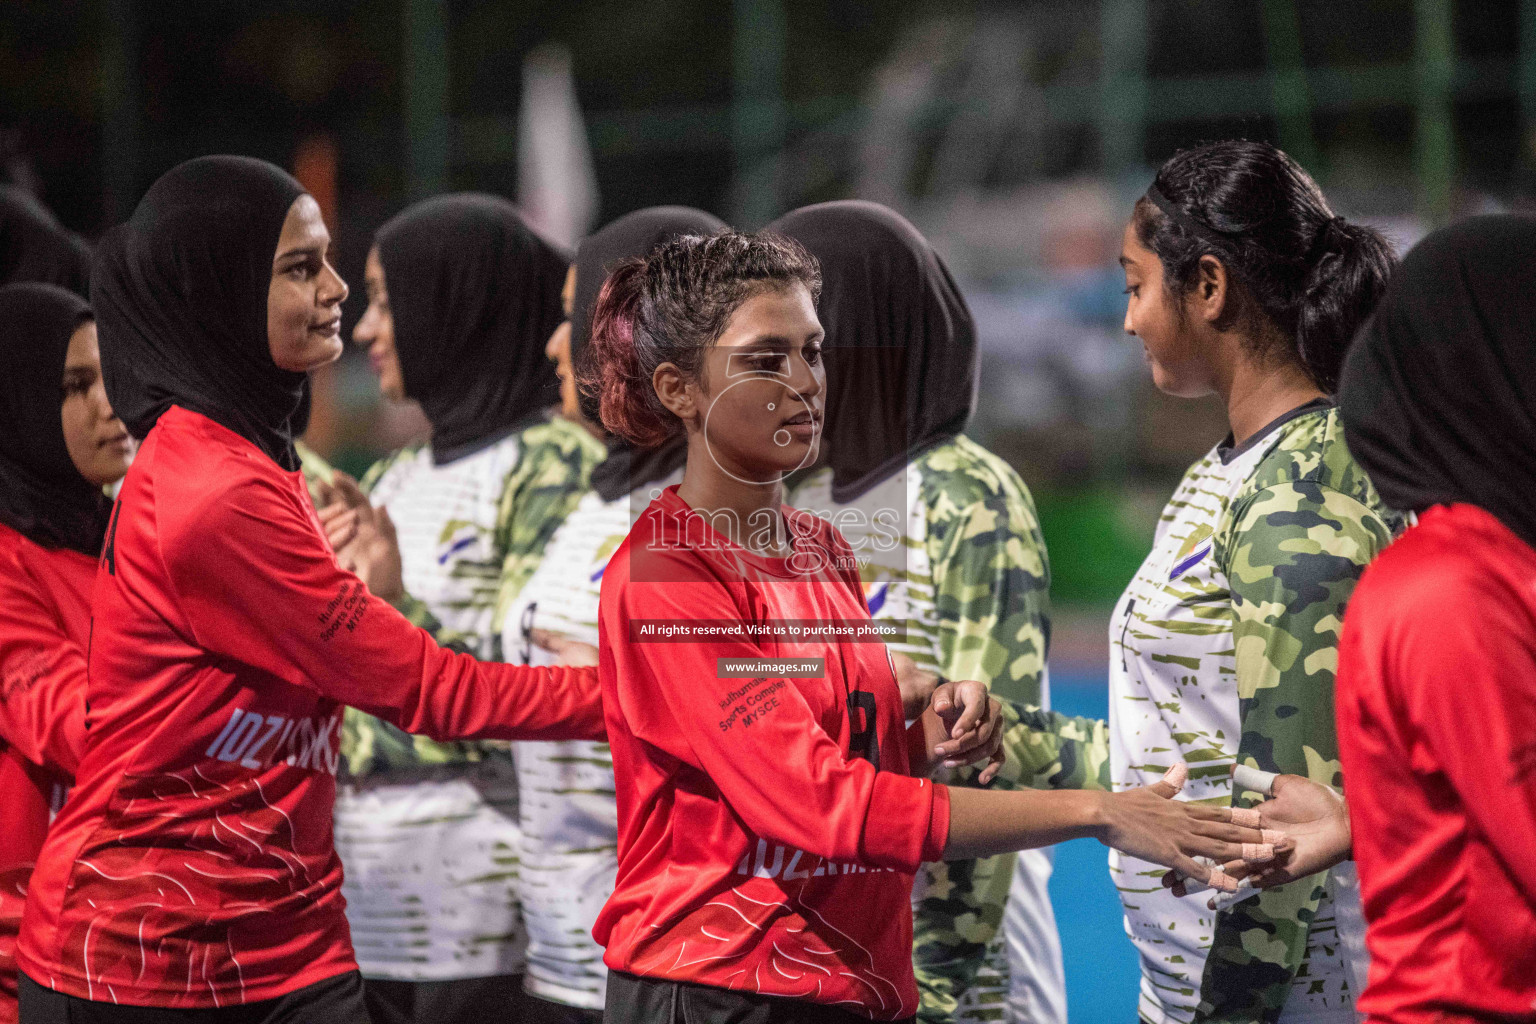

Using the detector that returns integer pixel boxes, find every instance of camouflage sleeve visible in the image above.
[491,421,606,633]
[1193,482,1393,1024]
[987,699,1111,792]
[912,490,1052,1022]
[929,492,1051,706]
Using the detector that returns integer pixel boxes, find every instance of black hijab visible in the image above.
[570,206,728,502]
[766,200,979,503]
[0,185,93,297]
[94,156,309,471]
[375,194,569,465]
[1339,215,1536,550]
[0,282,111,555]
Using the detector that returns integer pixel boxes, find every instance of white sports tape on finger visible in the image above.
[1176,858,1260,909]
[1174,857,1217,896]
[1233,764,1278,797]
[1207,878,1259,912]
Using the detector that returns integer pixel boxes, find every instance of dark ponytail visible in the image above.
[1295,219,1396,392]
[1135,140,1397,392]
[585,259,661,446]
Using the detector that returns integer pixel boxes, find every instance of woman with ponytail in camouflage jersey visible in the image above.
[1110,141,1398,1024]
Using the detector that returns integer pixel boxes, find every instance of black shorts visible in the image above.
[603,970,914,1024]
[18,970,371,1024]
[363,974,598,1024]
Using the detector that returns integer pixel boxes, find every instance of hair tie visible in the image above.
[1143,182,1236,247]
[1306,215,1349,263]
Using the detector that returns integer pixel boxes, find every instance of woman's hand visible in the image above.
[316,471,370,553]
[890,651,938,720]
[1162,766,1352,907]
[1098,764,1292,883]
[531,629,600,668]
[317,473,403,602]
[918,680,1005,783]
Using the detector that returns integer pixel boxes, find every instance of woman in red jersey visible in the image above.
[0,283,132,1024]
[15,156,604,1024]
[1190,217,1536,1022]
[580,230,1277,1024]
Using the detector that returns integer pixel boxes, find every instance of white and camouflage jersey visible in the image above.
[788,434,1062,1024]
[499,468,682,1010]
[334,415,604,983]
[1110,402,1395,1024]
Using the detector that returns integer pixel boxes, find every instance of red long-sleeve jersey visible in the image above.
[0,522,91,1024]
[17,406,604,1009]
[0,523,90,775]
[594,486,949,1021]
[1336,503,1536,1022]
[0,753,54,1024]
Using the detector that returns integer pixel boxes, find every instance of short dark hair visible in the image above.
[1135,140,1397,392]
[581,230,821,447]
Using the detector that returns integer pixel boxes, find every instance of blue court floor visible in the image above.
[1046,667,1139,1022]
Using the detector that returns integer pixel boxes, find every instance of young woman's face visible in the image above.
[545,265,583,422]
[686,282,825,484]
[61,320,134,487]
[1120,219,1214,398]
[352,246,406,401]
[268,194,348,373]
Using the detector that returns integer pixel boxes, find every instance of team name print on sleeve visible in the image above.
[316,580,368,642]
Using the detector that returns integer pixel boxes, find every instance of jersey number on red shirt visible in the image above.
[847,689,880,770]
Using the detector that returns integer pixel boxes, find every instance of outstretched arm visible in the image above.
[171,470,604,744]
